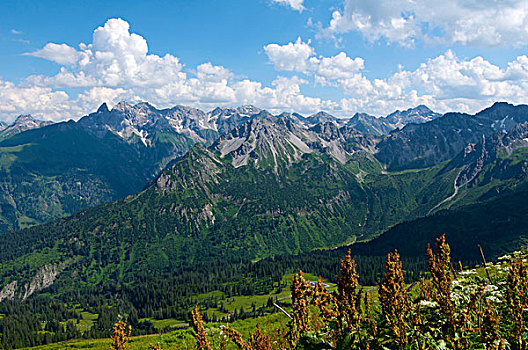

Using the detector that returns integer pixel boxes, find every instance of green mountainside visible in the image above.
[0,120,194,234]
[1,103,528,302]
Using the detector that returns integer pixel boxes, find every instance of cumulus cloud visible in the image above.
[2,19,338,120]
[28,43,81,65]
[324,0,528,47]
[311,52,364,80]
[0,79,71,121]
[28,18,185,88]
[232,76,336,113]
[271,0,305,12]
[264,38,364,83]
[336,51,528,115]
[264,38,315,72]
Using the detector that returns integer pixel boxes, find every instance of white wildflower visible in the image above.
[419,300,439,308]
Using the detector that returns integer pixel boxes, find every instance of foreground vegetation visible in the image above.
[26,234,526,350]
[189,235,528,349]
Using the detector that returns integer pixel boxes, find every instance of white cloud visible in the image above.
[264,38,364,83]
[28,18,185,88]
[2,19,337,120]
[11,29,22,35]
[271,0,305,12]
[0,79,71,122]
[232,76,336,114]
[336,51,528,115]
[324,0,528,47]
[264,38,315,72]
[28,43,81,65]
[311,52,364,80]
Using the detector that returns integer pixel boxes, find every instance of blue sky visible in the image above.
[0,0,527,122]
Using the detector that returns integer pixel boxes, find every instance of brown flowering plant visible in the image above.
[110,320,131,350]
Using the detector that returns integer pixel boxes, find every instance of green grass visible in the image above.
[0,144,25,169]
[140,318,187,330]
[20,313,287,350]
[194,271,336,321]
[17,215,39,229]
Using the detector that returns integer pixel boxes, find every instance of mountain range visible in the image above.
[1,101,528,301]
[0,103,438,234]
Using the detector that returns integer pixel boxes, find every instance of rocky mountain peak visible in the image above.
[385,105,440,128]
[96,103,110,114]
[112,101,133,112]
[236,105,261,116]
[305,111,338,125]
[0,114,53,139]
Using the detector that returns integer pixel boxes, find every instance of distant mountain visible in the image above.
[346,105,440,136]
[78,102,260,146]
[1,101,527,236]
[214,111,376,171]
[385,105,440,129]
[347,112,394,136]
[300,111,342,126]
[0,116,449,299]
[0,121,7,131]
[376,102,528,170]
[0,114,54,140]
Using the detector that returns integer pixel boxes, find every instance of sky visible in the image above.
[0,0,527,122]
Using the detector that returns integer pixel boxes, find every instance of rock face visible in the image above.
[0,262,67,302]
[213,111,376,173]
[0,114,54,139]
[0,280,17,302]
[22,264,64,300]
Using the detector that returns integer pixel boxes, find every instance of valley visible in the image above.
[1,101,528,349]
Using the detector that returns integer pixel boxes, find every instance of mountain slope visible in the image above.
[0,121,157,233]
[347,188,528,262]
[347,112,394,136]
[0,113,485,299]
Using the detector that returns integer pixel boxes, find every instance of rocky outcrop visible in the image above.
[22,263,64,300]
[0,261,69,302]
[0,280,17,302]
